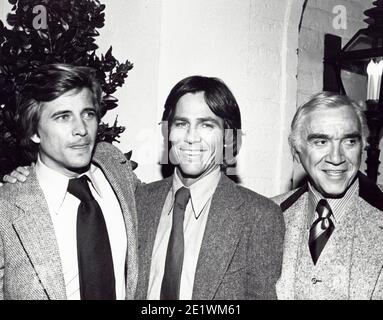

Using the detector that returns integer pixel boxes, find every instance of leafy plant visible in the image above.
[0,0,136,176]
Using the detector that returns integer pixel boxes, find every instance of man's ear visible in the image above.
[292,147,301,164]
[31,133,40,144]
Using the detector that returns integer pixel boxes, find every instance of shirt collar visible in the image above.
[307,178,359,228]
[36,156,101,214]
[87,164,102,197]
[169,167,222,219]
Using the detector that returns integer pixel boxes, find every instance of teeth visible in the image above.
[324,170,344,175]
[181,150,203,154]
[184,153,201,156]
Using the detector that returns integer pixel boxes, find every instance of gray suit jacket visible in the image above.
[135,174,285,300]
[272,172,383,299]
[0,142,138,300]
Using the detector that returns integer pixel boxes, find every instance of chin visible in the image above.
[179,167,204,177]
[68,157,92,169]
[321,185,348,198]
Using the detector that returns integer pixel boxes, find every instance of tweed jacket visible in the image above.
[134,173,285,300]
[272,172,383,300]
[0,142,139,300]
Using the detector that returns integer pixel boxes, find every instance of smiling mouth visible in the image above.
[180,149,206,154]
[322,170,347,176]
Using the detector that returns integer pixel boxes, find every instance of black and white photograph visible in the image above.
[0,0,382,313]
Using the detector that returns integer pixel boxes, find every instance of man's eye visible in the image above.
[174,122,188,128]
[313,139,327,146]
[83,111,96,119]
[201,122,214,129]
[55,114,70,121]
[344,138,358,146]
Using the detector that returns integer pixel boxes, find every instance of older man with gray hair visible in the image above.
[273,92,383,300]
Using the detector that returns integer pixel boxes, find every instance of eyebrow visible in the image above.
[307,133,328,140]
[172,116,188,122]
[343,133,362,139]
[307,132,361,140]
[82,107,97,114]
[50,110,72,118]
[197,117,222,126]
[50,107,96,118]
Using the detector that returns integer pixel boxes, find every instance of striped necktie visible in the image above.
[308,199,335,265]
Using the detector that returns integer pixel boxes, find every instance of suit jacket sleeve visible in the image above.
[0,201,5,300]
[247,198,285,299]
[0,232,4,300]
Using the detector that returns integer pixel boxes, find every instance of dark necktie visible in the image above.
[309,199,335,265]
[67,175,116,300]
[160,187,190,300]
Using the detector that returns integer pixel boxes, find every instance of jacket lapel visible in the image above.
[276,173,383,299]
[92,144,138,300]
[12,170,66,300]
[192,175,244,300]
[138,178,172,299]
[276,192,308,300]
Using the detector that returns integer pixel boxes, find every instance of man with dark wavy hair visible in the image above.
[135,75,284,300]
[0,64,138,300]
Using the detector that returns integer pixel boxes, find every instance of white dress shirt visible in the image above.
[35,156,127,299]
[147,166,221,300]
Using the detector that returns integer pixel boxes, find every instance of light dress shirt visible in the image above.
[147,166,221,300]
[35,156,127,299]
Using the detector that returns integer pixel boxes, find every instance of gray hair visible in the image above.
[289,92,369,155]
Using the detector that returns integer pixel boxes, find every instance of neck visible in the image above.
[308,175,358,200]
[37,154,90,178]
[177,165,220,187]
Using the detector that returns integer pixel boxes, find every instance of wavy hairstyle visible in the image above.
[16,63,102,161]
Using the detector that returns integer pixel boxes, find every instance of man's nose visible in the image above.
[185,126,201,143]
[72,118,88,136]
[327,143,345,165]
